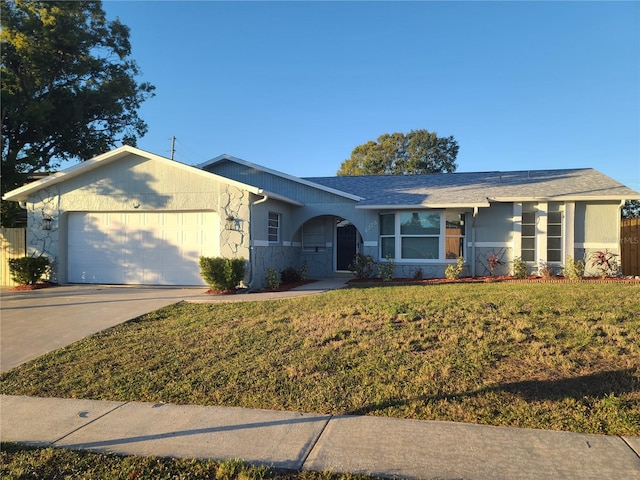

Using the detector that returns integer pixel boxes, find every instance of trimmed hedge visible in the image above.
[199,257,245,291]
[8,256,51,285]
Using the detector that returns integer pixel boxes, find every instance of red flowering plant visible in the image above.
[589,250,619,278]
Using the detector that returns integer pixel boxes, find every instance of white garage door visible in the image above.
[68,212,220,285]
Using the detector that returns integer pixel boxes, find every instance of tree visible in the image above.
[1,0,155,226]
[622,200,640,218]
[337,129,459,176]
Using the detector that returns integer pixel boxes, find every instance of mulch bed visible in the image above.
[9,282,58,291]
[349,275,640,285]
[206,279,318,295]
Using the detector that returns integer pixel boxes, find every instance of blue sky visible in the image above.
[102,1,640,192]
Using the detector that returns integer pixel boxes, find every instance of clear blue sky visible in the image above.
[102,0,640,192]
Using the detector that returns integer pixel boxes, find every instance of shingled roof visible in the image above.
[305,168,640,209]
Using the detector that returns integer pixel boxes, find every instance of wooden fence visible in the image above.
[621,218,640,276]
[620,218,640,275]
[1,228,26,286]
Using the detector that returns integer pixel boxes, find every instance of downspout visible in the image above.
[245,192,269,291]
[471,206,479,277]
[618,199,625,263]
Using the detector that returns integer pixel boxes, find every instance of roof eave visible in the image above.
[488,195,640,202]
[356,202,491,210]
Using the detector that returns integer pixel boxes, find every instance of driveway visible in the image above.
[0,285,204,372]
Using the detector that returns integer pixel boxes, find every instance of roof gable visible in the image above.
[2,146,299,205]
[199,154,363,202]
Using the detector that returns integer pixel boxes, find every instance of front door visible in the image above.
[336,221,357,271]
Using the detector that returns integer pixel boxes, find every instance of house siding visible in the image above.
[574,201,622,276]
[473,203,513,276]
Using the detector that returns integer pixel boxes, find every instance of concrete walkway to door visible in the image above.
[0,278,349,372]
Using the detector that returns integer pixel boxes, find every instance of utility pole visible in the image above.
[170,136,176,160]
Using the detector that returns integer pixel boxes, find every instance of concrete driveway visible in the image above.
[0,285,204,372]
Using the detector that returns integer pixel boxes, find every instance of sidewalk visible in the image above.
[2,395,639,479]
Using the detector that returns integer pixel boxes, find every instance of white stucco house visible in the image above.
[3,146,639,288]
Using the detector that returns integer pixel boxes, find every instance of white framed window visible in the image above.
[521,202,537,262]
[546,202,563,262]
[268,212,281,243]
[379,211,466,261]
[379,213,395,258]
[400,212,440,259]
[445,213,465,259]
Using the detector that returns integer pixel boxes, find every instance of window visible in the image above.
[303,217,326,252]
[400,212,440,259]
[520,202,564,263]
[379,212,467,261]
[379,213,395,258]
[521,203,536,262]
[268,212,280,243]
[546,202,563,262]
[445,213,465,259]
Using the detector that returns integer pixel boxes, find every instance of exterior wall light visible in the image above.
[42,216,53,230]
[226,215,241,230]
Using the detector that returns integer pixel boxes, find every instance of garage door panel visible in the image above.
[68,212,219,285]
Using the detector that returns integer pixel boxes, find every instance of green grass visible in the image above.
[2,283,639,435]
[0,443,377,480]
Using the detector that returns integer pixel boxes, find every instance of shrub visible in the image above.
[281,267,302,284]
[445,257,465,280]
[349,253,374,279]
[562,255,585,280]
[199,257,245,291]
[299,260,308,281]
[589,250,619,278]
[486,252,504,276]
[539,264,554,280]
[378,255,395,282]
[265,268,280,290]
[413,267,424,281]
[512,257,528,279]
[8,256,51,285]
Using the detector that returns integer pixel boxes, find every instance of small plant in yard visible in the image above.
[412,267,424,281]
[377,254,395,282]
[281,266,302,284]
[486,251,504,276]
[539,262,554,280]
[265,268,280,290]
[512,257,528,279]
[589,249,619,277]
[299,260,308,281]
[445,257,465,280]
[199,256,245,291]
[562,255,585,280]
[8,256,51,285]
[349,253,374,279]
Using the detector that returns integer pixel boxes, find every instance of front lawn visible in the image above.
[1,283,639,435]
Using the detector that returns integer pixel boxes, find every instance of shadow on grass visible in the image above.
[347,369,639,416]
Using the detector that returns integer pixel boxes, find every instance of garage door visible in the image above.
[68,212,220,285]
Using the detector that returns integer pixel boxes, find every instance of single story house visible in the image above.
[3,145,639,288]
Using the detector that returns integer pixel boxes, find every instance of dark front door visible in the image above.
[336,223,357,271]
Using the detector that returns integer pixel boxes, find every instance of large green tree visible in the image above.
[1,0,155,226]
[337,129,459,176]
[622,200,640,218]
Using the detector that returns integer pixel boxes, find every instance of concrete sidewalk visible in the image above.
[2,395,639,479]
